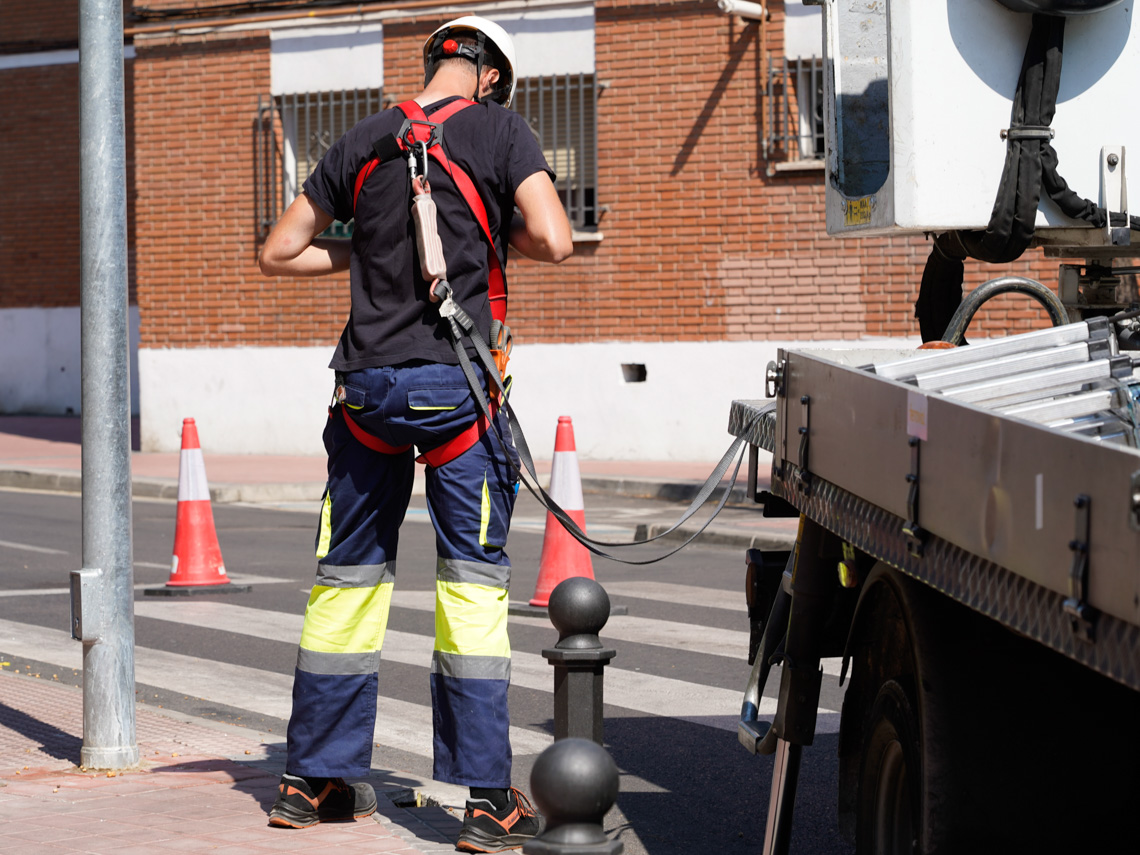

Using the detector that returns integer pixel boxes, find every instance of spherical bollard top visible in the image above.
[549,577,610,649]
[530,738,619,845]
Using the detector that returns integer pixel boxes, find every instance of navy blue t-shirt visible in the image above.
[303,97,553,370]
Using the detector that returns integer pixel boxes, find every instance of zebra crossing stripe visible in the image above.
[133,600,833,720]
[0,617,550,759]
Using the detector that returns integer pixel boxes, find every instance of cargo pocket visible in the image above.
[407,387,469,412]
[405,386,473,433]
[479,467,514,550]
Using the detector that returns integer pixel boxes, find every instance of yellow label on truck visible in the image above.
[844,195,875,227]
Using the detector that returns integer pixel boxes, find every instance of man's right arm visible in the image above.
[259,192,349,277]
[510,172,573,264]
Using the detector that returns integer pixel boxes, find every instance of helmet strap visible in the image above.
[473,31,486,104]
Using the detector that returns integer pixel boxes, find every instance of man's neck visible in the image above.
[416,70,477,107]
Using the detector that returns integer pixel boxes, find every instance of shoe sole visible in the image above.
[456,831,533,853]
[268,805,377,829]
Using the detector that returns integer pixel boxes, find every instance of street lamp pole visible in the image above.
[75,0,139,770]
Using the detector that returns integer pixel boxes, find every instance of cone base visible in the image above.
[144,584,253,597]
[507,600,628,618]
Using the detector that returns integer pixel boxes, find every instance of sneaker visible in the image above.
[267,773,378,828]
[456,787,544,853]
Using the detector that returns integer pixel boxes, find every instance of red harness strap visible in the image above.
[351,98,507,324]
[336,407,411,455]
[415,397,499,468]
[336,399,498,468]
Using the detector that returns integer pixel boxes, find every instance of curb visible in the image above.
[632,522,795,552]
[581,475,757,508]
[0,467,790,552]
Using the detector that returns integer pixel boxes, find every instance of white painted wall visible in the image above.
[0,306,140,416]
[785,0,822,59]
[270,24,384,94]
[491,6,596,76]
[138,347,332,455]
[137,339,916,459]
[266,4,595,95]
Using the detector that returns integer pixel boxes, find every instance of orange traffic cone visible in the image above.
[145,418,250,596]
[529,416,595,608]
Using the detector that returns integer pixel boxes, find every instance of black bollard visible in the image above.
[523,737,623,855]
[543,577,617,744]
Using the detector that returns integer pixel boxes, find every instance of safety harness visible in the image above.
[353,98,506,324]
[337,97,506,468]
[337,98,761,563]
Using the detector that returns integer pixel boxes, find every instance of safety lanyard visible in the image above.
[432,283,765,565]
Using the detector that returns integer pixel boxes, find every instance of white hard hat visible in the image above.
[423,16,517,108]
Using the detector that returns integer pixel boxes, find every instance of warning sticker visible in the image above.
[907,391,928,441]
[843,195,875,227]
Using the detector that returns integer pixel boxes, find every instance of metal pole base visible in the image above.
[523,835,623,855]
[80,744,140,770]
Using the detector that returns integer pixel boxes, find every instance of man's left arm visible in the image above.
[259,192,350,277]
[509,172,573,264]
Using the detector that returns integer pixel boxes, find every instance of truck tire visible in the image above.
[856,678,920,855]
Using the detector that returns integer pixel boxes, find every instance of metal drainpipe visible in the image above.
[76,0,139,771]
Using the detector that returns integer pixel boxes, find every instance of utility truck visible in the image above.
[732,2,1140,852]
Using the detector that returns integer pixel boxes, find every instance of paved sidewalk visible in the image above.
[0,670,462,854]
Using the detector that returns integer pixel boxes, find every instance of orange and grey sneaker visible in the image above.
[456,787,544,852]
[267,773,378,828]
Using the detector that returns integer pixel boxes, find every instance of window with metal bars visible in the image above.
[256,76,599,237]
[512,73,600,230]
[764,56,825,172]
[256,88,382,239]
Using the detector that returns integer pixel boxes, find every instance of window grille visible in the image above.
[512,73,600,230]
[256,77,600,236]
[764,56,825,169]
[256,88,381,239]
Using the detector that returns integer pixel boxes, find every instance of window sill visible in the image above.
[771,159,825,173]
[572,229,604,243]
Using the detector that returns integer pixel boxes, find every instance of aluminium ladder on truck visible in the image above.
[729,319,1140,853]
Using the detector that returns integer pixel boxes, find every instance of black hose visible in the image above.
[940,276,1069,345]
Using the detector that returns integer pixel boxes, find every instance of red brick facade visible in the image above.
[2,0,1075,346]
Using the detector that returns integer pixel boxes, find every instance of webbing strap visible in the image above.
[415,398,499,468]
[397,99,507,324]
[338,407,412,455]
[435,298,762,566]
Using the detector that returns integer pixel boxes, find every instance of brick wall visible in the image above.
[381,2,1070,347]
[0,0,79,46]
[125,1,1089,349]
[133,30,349,347]
[0,4,135,310]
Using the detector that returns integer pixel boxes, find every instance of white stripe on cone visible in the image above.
[177,446,211,502]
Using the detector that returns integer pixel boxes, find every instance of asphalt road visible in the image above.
[0,486,853,855]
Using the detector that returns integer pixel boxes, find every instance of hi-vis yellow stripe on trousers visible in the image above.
[434,580,510,658]
[316,490,333,559]
[300,583,393,654]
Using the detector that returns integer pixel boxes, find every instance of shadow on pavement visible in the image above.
[0,700,82,765]
[604,716,853,855]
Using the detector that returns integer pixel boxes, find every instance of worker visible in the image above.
[257,15,573,853]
